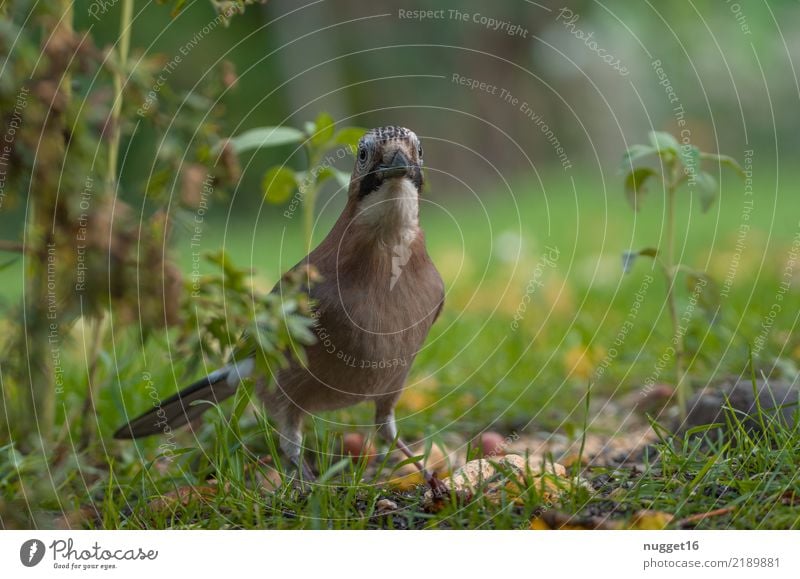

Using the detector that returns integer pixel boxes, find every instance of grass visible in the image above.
[606,406,800,529]
[1,168,799,529]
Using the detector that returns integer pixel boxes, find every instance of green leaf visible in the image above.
[310,112,335,147]
[648,131,680,155]
[694,171,718,212]
[261,166,298,204]
[315,166,336,186]
[332,127,365,149]
[286,316,317,345]
[700,152,747,178]
[622,144,657,165]
[316,167,351,190]
[679,145,700,173]
[224,126,304,154]
[623,167,657,211]
[230,379,255,431]
[684,270,719,313]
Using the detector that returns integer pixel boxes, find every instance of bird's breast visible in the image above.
[301,249,442,384]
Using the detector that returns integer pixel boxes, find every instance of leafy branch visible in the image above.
[223,112,364,248]
[621,131,745,418]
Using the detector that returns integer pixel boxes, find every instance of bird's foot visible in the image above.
[424,469,449,499]
[301,460,316,482]
[290,458,316,490]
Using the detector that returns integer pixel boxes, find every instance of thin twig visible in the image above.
[678,506,735,525]
[0,240,25,253]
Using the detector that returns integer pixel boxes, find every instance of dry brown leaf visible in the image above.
[423,454,569,507]
[391,442,453,481]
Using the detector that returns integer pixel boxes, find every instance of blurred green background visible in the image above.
[2,0,799,434]
[3,0,798,270]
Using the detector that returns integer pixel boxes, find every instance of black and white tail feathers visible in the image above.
[113,358,255,439]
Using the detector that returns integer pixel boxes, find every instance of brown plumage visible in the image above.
[115,126,446,490]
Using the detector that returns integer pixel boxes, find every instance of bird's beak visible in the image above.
[377,150,412,180]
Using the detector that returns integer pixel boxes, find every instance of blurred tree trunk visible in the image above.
[266,2,347,122]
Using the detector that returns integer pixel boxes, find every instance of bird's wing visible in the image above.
[432,293,445,324]
[431,263,446,324]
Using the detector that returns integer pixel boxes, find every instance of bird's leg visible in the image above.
[274,411,315,485]
[394,436,449,499]
[293,456,316,483]
[375,406,448,498]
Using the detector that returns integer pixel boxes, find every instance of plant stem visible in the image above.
[664,161,687,419]
[74,0,132,445]
[302,149,320,250]
[303,187,316,251]
[107,0,134,193]
[78,316,106,449]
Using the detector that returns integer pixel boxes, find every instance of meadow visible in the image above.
[3,164,798,530]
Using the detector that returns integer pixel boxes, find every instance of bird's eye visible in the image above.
[358,146,368,163]
[417,143,423,158]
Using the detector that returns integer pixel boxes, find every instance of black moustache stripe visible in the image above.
[358,166,423,198]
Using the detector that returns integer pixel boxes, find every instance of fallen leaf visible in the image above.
[392,442,453,479]
[627,509,674,529]
[423,454,569,507]
[529,517,550,530]
[531,510,619,530]
[386,471,424,491]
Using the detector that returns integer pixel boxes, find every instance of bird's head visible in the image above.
[348,126,424,241]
